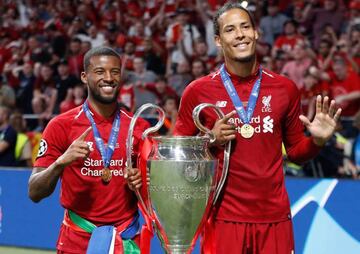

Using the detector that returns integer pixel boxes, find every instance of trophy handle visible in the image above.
[126,103,165,215]
[192,103,231,205]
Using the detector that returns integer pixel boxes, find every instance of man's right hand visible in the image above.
[211,110,237,146]
[55,127,93,168]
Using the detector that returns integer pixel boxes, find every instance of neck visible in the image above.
[87,99,118,118]
[224,57,257,77]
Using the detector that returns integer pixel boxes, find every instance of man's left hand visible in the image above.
[124,167,142,191]
[299,95,342,146]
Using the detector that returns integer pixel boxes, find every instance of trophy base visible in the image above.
[167,244,192,254]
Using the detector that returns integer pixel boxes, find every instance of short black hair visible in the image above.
[213,3,256,36]
[83,46,121,71]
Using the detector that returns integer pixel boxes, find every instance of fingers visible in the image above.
[299,114,311,127]
[220,110,237,123]
[333,108,342,122]
[315,95,322,114]
[77,127,92,141]
[322,96,329,113]
[328,99,336,117]
[125,167,142,190]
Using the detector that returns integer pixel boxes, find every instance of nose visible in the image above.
[103,71,113,83]
[235,27,245,39]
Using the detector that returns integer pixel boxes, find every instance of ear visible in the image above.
[80,71,87,84]
[215,35,222,48]
[254,29,259,40]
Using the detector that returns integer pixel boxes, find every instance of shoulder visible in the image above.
[262,68,299,94]
[45,106,84,131]
[119,107,150,130]
[184,71,222,93]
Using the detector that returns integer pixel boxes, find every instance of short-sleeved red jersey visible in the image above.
[174,67,320,223]
[35,102,149,226]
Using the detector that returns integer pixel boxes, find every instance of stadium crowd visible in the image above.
[0,0,359,178]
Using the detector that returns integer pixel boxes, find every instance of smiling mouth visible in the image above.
[99,83,117,93]
[234,42,249,48]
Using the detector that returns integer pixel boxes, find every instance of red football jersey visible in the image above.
[35,102,149,225]
[174,67,321,223]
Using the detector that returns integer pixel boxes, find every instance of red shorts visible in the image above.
[56,224,140,254]
[214,220,294,254]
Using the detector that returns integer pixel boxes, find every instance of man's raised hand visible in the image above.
[211,110,237,146]
[55,127,93,168]
[299,95,342,146]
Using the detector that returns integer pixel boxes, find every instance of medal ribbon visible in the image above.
[219,64,262,124]
[83,101,121,168]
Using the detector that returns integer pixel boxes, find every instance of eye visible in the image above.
[225,27,234,33]
[95,70,104,75]
[111,70,121,76]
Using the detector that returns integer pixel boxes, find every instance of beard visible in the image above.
[88,85,119,105]
[233,53,256,63]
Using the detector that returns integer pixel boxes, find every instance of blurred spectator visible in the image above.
[304,0,345,48]
[272,50,287,73]
[127,57,158,110]
[281,40,315,89]
[59,83,86,114]
[348,25,360,72]
[317,39,333,70]
[167,60,193,97]
[119,81,135,112]
[44,23,67,60]
[67,37,84,78]
[31,64,57,130]
[142,36,166,75]
[166,8,201,65]
[121,40,136,71]
[195,0,218,56]
[54,59,80,113]
[9,111,32,167]
[272,20,304,58]
[77,24,105,48]
[158,95,178,136]
[81,40,92,55]
[12,61,35,114]
[342,110,360,178]
[0,105,17,166]
[191,59,208,79]
[259,0,289,45]
[0,74,16,108]
[325,56,360,138]
[300,66,329,119]
[142,76,179,106]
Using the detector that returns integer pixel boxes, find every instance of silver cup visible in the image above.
[126,103,231,254]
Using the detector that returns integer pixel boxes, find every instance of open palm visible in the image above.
[299,95,342,146]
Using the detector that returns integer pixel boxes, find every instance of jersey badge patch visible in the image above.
[37,139,48,157]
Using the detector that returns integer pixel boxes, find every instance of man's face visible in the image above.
[332,61,347,80]
[192,61,205,77]
[215,8,258,63]
[318,42,330,56]
[81,55,122,104]
[133,58,145,72]
[40,66,53,81]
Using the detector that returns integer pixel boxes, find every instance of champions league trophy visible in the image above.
[126,103,231,254]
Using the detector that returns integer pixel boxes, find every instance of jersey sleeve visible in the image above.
[34,117,69,168]
[282,79,321,163]
[173,82,200,136]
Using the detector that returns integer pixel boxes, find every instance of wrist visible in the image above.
[312,137,327,147]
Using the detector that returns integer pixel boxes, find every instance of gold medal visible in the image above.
[101,167,112,182]
[240,124,254,139]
